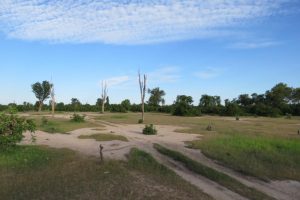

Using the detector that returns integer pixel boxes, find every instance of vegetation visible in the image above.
[172,95,199,116]
[187,134,300,181]
[0,146,212,200]
[70,113,85,122]
[142,124,157,135]
[78,133,128,142]
[153,144,274,200]
[36,117,99,134]
[31,81,52,112]
[147,87,166,108]
[0,113,36,148]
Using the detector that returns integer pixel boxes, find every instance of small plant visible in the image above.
[285,113,292,119]
[143,124,157,135]
[138,119,143,124]
[206,125,212,131]
[0,113,36,148]
[235,115,240,121]
[41,116,48,125]
[70,113,85,123]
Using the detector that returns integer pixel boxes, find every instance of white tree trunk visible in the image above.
[138,71,147,122]
[101,81,108,113]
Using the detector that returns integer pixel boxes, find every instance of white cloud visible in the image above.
[102,76,130,87]
[148,67,181,83]
[194,68,223,79]
[229,40,282,49]
[0,0,291,44]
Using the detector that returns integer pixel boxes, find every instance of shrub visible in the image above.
[0,113,36,148]
[206,125,212,131]
[138,119,143,124]
[285,113,292,119]
[41,116,48,125]
[235,115,240,121]
[70,113,85,123]
[143,124,157,135]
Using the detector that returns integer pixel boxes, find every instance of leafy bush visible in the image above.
[138,119,143,124]
[143,124,157,135]
[235,115,240,121]
[70,113,85,123]
[0,113,36,148]
[41,117,48,125]
[285,113,292,119]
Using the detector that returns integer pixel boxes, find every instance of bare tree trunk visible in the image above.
[38,101,43,112]
[138,71,147,122]
[101,81,108,113]
[51,84,55,117]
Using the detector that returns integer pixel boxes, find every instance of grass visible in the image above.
[187,133,300,181]
[0,145,212,200]
[95,112,300,180]
[153,143,275,200]
[34,116,102,134]
[78,133,128,142]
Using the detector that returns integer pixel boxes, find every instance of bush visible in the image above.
[70,113,85,123]
[138,119,143,124]
[0,113,36,148]
[41,116,48,125]
[285,113,292,119]
[235,115,240,121]
[143,124,157,135]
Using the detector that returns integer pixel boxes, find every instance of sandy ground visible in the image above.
[21,118,300,200]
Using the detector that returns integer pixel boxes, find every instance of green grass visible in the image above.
[34,117,102,134]
[187,133,300,181]
[78,133,128,142]
[154,143,275,200]
[0,145,212,200]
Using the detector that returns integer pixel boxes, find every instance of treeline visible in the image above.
[1,83,299,117]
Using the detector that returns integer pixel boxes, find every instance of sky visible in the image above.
[0,0,300,105]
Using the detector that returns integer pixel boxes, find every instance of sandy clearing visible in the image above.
[21,119,300,200]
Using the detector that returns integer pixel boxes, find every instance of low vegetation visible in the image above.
[142,124,157,135]
[70,113,85,122]
[78,133,128,142]
[0,146,212,200]
[187,133,300,181]
[154,143,274,200]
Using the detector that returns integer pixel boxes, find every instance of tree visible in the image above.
[292,88,300,104]
[138,71,147,122]
[31,81,52,112]
[101,81,108,113]
[148,87,166,107]
[121,99,131,112]
[199,95,221,114]
[172,95,194,116]
[71,98,81,111]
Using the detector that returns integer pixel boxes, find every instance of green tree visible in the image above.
[121,99,131,111]
[172,95,194,116]
[147,87,166,107]
[31,81,52,112]
[292,88,300,104]
[199,95,221,113]
[71,98,81,111]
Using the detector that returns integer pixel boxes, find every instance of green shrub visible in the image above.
[0,113,36,148]
[235,115,240,121]
[143,124,157,135]
[285,113,292,119]
[41,117,48,125]
[70,113,85,123]
[138,119,143,124]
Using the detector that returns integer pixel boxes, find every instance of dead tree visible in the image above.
[101,80,108,113]
[99,144,104,163]
[138,71,147,122]
[50,82,55,117]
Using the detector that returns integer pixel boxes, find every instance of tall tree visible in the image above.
[138,71,147,122]
[173,95,194,116]
[147,87,166,107]
[101,81,108,113]
[71,98,81,111]
[31,81,52,112]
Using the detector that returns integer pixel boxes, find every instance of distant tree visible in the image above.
[148,87,166,107]
[138,71,147,122]
[292,88,300,104]
[71,98,81,111]
[121,99,131,112]
[31,81,52,112]
[172,95,195,116]
[265,83,292,107]
[199,95,221,114]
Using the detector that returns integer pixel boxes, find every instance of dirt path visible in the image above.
[21,119,300,200]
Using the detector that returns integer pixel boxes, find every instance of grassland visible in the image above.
[95,112,300,180]
[154,143,274,200]
[0,145,212,200]
[33,116,102,134]
[78,133,128,142]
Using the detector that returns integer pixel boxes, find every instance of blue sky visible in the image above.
[0,0,299,105]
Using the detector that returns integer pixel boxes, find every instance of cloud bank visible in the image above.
[0,0,290,44]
